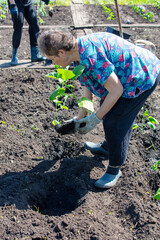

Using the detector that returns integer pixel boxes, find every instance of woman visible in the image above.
[38,30,160,188]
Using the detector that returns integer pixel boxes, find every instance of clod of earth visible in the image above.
[55,120,75,135]
[55,120,86,135]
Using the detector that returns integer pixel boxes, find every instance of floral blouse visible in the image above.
[78,32,160,99]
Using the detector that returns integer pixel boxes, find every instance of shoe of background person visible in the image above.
[31,46,46,62]
[84,141,109,156]
[11,48,18,66]
[94,170,122,188]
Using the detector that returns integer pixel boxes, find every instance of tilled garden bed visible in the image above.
[0,3,160,240]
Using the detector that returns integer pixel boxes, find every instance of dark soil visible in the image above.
[0,3,160,240]
[0,6,73,26]
[0,4,160,60]
[82,4,160,25]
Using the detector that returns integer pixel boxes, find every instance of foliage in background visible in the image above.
[96,0,156,4]
[129,1,155,22]
[0,0,8,20]
[35,1,47,24]
[101,0,115,20]
[153,0,160,8]
[0,0,157,22]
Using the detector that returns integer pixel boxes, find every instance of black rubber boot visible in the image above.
[31,46,46,62]
[11,48,18,66]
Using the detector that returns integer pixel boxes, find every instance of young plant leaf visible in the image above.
[152,160,160,171]
[143,110,148,117]
[0,121,7,125]
[45,71,59,79]
[52,120,60,126]
[67,84,74,89]
[57,69,75,81]
[78,97,94,113]
[61,106,68,110]
[72,65,85,79]
[55,64,60,69]
[148,116,159,124]
[147,122,156,130]
[49,88,65,101]
[153,188,160,200]
[133,124,138,129]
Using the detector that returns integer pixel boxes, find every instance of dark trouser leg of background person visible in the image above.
[95,73,160,188]
[10,6,24,65]
[24,4,45,62]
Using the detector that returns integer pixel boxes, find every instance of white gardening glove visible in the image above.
[75,112,102,135]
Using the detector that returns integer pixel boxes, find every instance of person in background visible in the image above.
[38,30,160,189]
[8,0,49,65]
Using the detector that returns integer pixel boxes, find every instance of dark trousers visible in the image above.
[11,3,39,49]
[102,73,160,168]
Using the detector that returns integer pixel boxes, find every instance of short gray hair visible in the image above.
[38,30,75,57]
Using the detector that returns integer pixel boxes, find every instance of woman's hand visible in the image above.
[75,112,102,134]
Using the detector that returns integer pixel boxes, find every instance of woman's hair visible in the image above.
[38,30,75,57]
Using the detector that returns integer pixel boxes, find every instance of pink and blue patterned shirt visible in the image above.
[77,32,160,99]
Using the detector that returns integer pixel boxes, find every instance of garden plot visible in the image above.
[0,66,160,240]
[0,2,160,240]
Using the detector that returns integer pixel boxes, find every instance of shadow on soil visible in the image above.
[0,155,106,216]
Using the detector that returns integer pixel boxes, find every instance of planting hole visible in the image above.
[29,184,81,216]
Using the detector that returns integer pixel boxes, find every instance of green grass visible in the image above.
[0,0,155,5]
[83,0,155,4]
[50,0,72,5]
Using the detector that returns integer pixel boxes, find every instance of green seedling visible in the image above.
[82,0,90,4]
[0,120,7,125]
[153,188,160,200]
[34,0,47,24]
[34,205,40,213]
[45,65,94,125]
[129,1,155,22]
[152,160,160,171]
[37,16,45,24]
[88,209,94,215]
[152,160,160,200]
[0,1,8,20]
[153,0,160,8]
[101,0,115,20]
[133,108,159,133]
[31,125,38,131]
[145,140,156,151]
